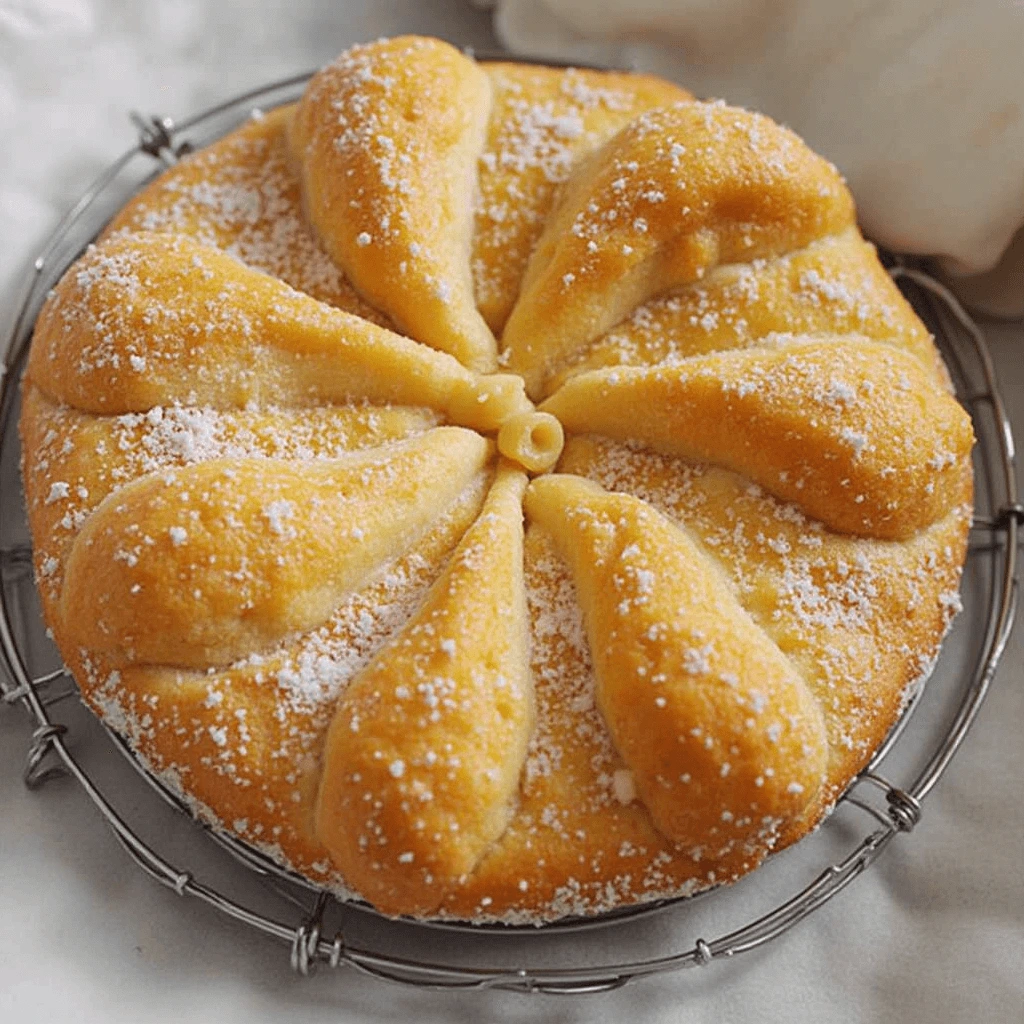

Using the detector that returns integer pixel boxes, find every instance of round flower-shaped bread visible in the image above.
[21,37,974,923]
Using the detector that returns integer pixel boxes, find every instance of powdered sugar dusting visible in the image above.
[555,231,926,388]
[473,63,689,331]
[561,435,970,771]
[109,107,386,322]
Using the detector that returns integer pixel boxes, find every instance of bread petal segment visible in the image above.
[547,228,950,392]
[289,36,498,371]
[28,232,528,430]
[474,62,692,334]
[59,428,492,668]
[502,101,855,398]
[543,338,974,540]
[315,464,532,916]
[102,105,388,323]
[524,474,827,855]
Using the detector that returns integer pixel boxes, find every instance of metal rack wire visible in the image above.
[0,69,1019,993]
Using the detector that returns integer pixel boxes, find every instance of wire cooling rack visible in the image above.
[0,67,1020,994]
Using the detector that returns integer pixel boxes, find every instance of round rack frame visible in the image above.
[0,64,1020,994]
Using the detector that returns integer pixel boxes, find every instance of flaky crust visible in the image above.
[21,38,973,924]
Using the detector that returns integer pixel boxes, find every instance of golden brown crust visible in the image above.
[524,475,829,850]
[546,228,951,392]
[473,62,692,333]
[542,338,973,540]
[19,36,974,924]
[104,105,387,323]
[60,431,493,668]
[555,436,971,854]
[502,102,856,398]
[316,464,532,915]
[289,37,498,371]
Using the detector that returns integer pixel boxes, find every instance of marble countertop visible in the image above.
[1,3,1022,1021]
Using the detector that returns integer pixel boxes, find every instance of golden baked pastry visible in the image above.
[21,36,974,924]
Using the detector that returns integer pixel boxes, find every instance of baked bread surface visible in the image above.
[21,36,973,923]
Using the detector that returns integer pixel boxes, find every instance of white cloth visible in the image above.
[1,3,1022,1023]
[487,0,1024,316]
